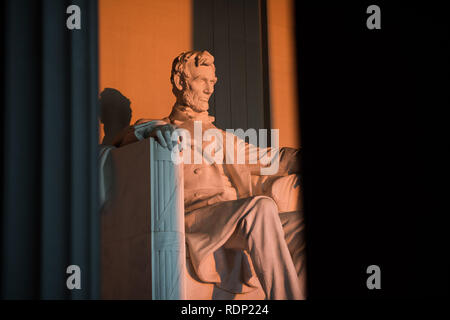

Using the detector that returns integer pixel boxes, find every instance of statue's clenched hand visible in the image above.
[150,124,181,151]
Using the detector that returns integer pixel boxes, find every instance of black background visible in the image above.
[295,2,449,298]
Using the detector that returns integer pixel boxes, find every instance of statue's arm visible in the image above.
[251,146,301,176]
[114,118,178,148]
[226,130,301,176]
[134,120,169,140]
[239,137,301,176]
[277,147,302,175]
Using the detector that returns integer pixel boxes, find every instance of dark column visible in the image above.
[1,0,100,299]
[193,0,269,135]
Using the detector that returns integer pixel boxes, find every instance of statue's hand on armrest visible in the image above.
[134,120,181,151]
[278,147,302,175]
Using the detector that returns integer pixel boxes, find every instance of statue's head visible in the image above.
[170,50,217,112]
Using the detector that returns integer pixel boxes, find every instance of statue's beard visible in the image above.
[181,90,209,113]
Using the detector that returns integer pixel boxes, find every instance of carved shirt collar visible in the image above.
[169,104,215,125]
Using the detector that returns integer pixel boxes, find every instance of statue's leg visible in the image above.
[279,210,306,298]
[225,196,304,300]
[251,174,303,213]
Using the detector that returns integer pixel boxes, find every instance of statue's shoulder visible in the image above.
[134,118,163,125]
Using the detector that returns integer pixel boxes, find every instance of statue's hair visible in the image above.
[170,50,215,95]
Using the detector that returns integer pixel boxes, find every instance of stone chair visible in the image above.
[99,137,264,299]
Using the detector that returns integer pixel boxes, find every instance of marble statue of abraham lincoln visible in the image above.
[114,50,306,300]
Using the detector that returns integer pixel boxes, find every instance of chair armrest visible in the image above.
[101,138,185,299]
[149,137,186,300]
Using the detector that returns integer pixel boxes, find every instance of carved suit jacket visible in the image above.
[114,107,301,212]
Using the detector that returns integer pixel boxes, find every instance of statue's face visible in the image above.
[182,63,217,112]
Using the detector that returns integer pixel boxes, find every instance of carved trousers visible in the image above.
[223,196,306,300]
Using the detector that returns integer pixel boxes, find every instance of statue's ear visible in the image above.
[173,74,184,92]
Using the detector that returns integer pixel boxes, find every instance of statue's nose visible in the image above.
[204,83,213,94]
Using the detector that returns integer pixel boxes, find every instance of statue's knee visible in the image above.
[255,196,279,218]
[241,197,282,237]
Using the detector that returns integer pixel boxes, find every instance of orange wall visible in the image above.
[267,0,300,148]
[99,0,192,140]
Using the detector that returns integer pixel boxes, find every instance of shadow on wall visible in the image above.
[99,88,132,145]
